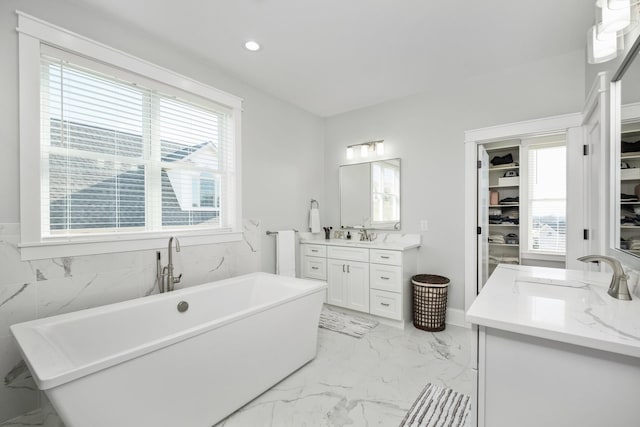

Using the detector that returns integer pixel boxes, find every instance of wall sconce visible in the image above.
[346,140,384,159]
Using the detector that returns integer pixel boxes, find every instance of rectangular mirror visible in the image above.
[339,158,400,230]
[613,35,640,257]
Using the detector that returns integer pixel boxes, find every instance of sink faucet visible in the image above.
[158,237,182,293]
[578,255,632,300]
[359,228,376,242]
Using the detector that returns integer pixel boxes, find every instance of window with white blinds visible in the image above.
[371,160,400,225]
[39,48,235,237]
[527,144,566,254]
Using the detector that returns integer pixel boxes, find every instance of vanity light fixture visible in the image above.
[345,140,385,159]
[346,147,354,160]
[244,40,261,51]
[588,25,619,63]
[588,0,639,63]
[597,0,632,34]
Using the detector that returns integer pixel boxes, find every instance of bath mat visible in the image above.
[319,307,378,338]
[399,383,470,427]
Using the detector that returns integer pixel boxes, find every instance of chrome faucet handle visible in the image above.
[174,274,182,285]
[578,255,632,300]
[369,232,377,241]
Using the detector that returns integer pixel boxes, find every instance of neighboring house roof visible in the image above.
[48,120,219,230]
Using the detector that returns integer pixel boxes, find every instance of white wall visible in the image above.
[324,50,587,311]
[0,0,324,422]
[0,0,325,273]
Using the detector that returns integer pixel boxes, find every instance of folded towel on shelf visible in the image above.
[499,196,519,205]
[489,255,520,265]
[621,193,639,202]
[488,234,505,244]
[490,153,514,166]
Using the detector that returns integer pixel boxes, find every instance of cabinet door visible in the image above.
[327,259,347,307]
[345,260,370,313]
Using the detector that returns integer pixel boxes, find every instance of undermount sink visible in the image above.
[515,275,587,288]
[513,276,592,300]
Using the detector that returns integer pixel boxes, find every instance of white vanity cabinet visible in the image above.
[369,251,405,320]
[300,239,419,325]
[326,257,369,311]
[301,244,327,280]
[467,265,640,427]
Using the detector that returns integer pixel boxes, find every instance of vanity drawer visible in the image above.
[302,244,327,257]
[370,249,402,266]
[302,256,327,280]
[370,264,402,293]
[327,246,369,262]
[369,289,402,320]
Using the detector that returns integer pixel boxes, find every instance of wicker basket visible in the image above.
[412,274,450,332]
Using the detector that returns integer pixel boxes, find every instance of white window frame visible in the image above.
[17,12,243,260]
[520,135,567,259]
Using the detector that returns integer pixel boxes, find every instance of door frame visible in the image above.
[463,111,585,313]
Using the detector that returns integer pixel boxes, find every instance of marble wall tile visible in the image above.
[0,282,37,338]
[0,336,38,422]
[29,251,149,283]
[0,235,35,287]
[36,269,143,319]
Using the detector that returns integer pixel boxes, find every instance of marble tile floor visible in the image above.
[1,320,472,427]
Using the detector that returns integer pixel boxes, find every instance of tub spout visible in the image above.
[166,237,182,292]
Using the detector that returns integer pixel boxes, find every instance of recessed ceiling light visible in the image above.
[244,40,261,52]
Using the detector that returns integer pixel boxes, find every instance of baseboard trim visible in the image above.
[445,308,470,329]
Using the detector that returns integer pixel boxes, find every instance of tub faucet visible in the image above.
[162,236,182,292]
[578,255,632,300]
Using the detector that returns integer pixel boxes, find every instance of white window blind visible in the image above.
[527,144,566,254]
[40,48,235,238]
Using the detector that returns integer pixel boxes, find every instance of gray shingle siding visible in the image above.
[49,120,218,231]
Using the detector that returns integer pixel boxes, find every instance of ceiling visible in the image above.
[69,0,595,117]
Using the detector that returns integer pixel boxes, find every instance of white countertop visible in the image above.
[299,237,420,251]
[467,264,640,358]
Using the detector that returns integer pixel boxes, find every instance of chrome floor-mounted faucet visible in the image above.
[578,255,632,300]
[156,237,182,293]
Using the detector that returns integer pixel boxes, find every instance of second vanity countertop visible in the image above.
[299,236,421,251]
[467,264,640,358]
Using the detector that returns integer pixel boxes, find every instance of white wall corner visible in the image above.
[445,307,470,329]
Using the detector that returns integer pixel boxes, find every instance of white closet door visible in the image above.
[580,75,608,264]
[477,145,489,290]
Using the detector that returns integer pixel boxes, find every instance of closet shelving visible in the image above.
[619,127,640,252]
[486,144,521,275]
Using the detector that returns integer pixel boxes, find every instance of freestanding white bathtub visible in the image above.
[11,272,327,427]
